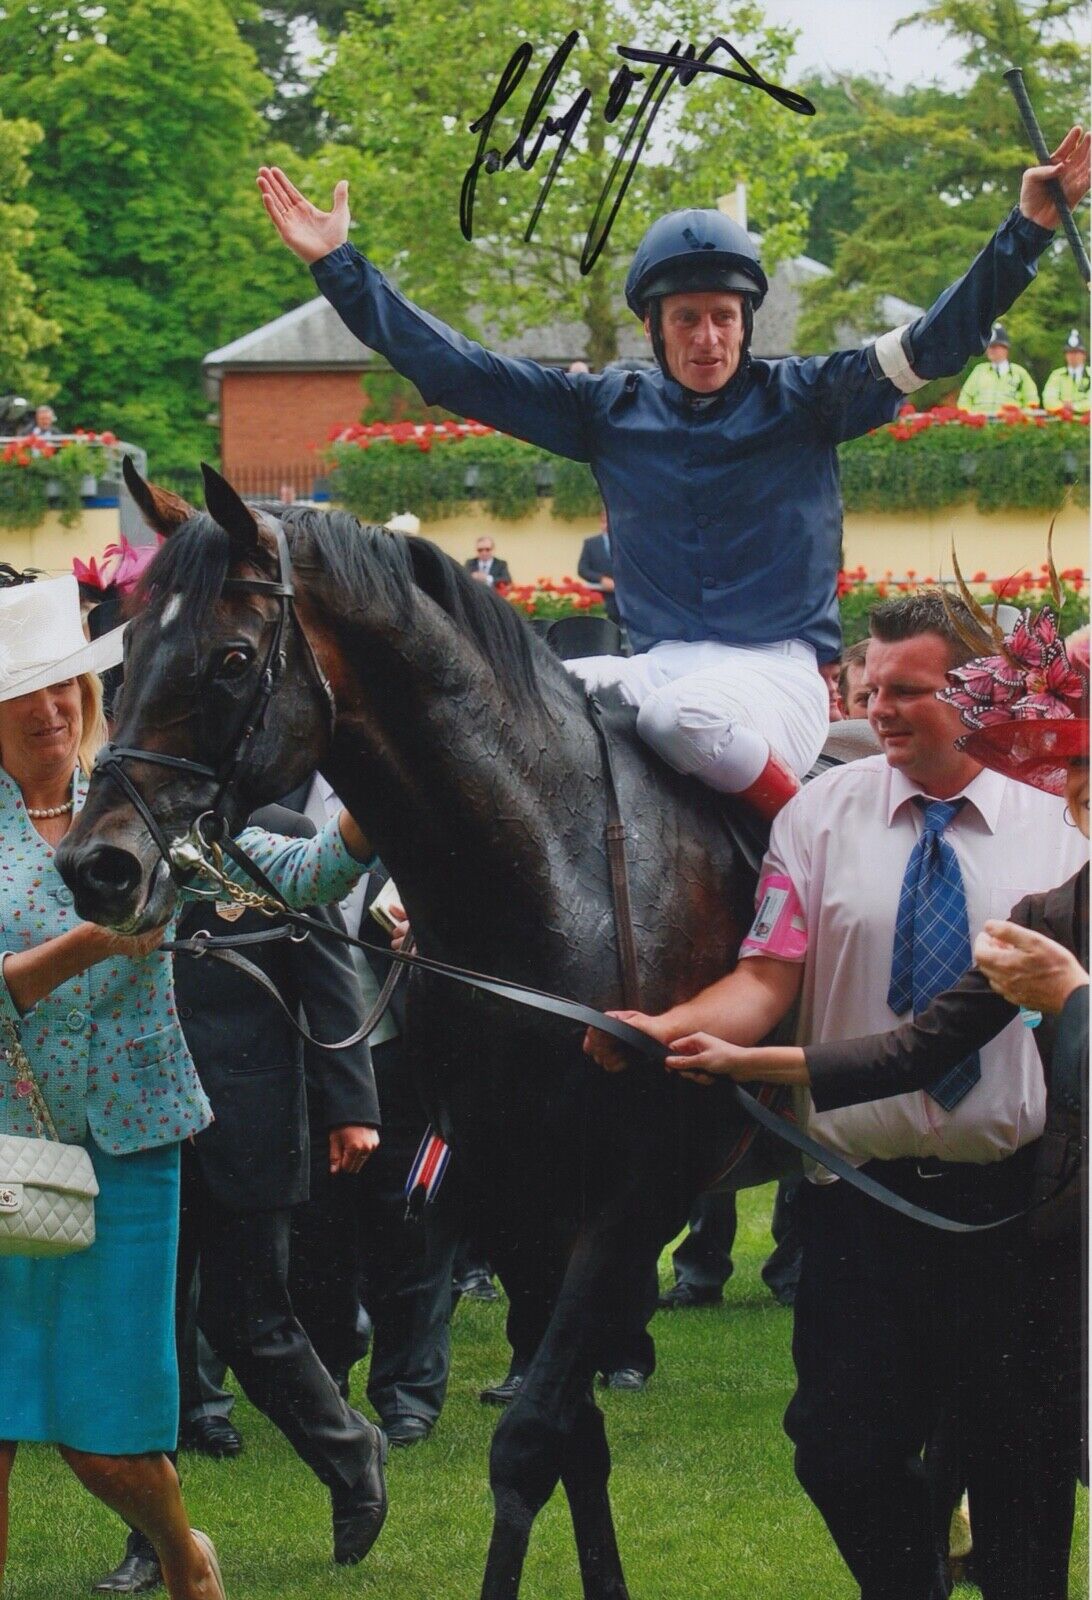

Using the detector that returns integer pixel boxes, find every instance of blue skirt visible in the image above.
[0,1139,179,1454]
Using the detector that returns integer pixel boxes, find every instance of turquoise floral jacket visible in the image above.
[0,767,365,1155]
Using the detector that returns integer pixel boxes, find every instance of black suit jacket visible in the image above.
[464,555,512,586]
[279,778,406,1034]
[577,533,619,623]
[177,803,379,1211]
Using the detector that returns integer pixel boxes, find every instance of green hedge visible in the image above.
[329,417,1089,524]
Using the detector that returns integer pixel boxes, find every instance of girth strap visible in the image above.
[585,695,642,1010]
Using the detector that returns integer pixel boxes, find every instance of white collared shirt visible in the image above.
[748,755,1086,1171]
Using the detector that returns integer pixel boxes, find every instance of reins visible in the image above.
[92,523,1028,1236]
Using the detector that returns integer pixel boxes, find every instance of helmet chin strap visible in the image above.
[648,297,755,400]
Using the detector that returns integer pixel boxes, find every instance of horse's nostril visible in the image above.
[81,845,142,902]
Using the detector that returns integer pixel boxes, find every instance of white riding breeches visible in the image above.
[568,639,829,794]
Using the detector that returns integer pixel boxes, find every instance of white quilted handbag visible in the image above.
[0,1018,98,1258]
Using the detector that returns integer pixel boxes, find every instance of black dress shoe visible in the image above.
[599,1367,649,1391]
[454,1267,499,1302]
[92,1532,163,1593]
[383,1414,433,1447]
[656,1282,723,1310]
[177,1415,243,1458]
[479,1365,526,1406]
[331,1424,389,1565]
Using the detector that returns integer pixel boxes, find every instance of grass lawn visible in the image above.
[3,1184,1087,1599]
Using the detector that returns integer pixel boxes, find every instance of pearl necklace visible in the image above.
[25,799,75,819]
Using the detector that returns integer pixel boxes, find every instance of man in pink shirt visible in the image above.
[587,592,1083,1599]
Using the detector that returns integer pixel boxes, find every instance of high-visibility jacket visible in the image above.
[957,360,1040,414]
[1042,365,1090,413]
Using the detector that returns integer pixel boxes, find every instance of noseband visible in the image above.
[92,515,336,887]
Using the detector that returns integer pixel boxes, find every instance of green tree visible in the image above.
[0,0,305,465]
[309,0,842,368]
[797,0,1088,395]
[239,1,360,154]
[0,113,58,401]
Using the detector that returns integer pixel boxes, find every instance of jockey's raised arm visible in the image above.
[257,130,1089,825]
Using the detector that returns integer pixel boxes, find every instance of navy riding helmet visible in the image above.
[625,210,768,390]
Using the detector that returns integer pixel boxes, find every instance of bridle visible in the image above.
[92,513,336,892]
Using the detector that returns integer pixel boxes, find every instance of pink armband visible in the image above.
[741,873,807,960]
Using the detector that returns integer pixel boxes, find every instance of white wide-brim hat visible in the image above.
[0,575,126,704]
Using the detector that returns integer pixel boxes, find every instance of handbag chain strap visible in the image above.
[0,1014,60,1142]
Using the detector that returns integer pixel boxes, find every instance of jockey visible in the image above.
[258,127,1089,820]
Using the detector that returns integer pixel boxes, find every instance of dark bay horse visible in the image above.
[58,467,788,1600]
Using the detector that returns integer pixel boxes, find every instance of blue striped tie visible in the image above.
[887,797,981,1110]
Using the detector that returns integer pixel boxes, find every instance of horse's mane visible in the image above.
[133,506,552,714]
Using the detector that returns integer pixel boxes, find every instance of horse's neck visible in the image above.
[315,605,598,958]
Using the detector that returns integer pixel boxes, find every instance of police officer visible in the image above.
[957,321,1041,412]
[1042,327,1090,412]
[258,126,1089,821]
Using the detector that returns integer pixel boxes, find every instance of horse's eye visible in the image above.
[216,648,252,679]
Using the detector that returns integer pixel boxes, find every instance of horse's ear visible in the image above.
[200,463,262,559]
[122,455,194,537]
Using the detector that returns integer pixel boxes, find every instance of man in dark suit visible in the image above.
[577,514,619,625]
[464,536,512,586]
[95,803,387,1592]
[285,777,457,1447]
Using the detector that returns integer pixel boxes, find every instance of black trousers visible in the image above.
[290,1037,457,1426]
[785,1165,1078,1600]
[179,1145,377,1494]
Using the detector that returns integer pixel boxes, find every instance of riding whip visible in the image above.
[1003,67,1090,284]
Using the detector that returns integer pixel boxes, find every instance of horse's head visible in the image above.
[57,461,334,930]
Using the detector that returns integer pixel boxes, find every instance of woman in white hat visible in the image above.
[0,573,382,1597]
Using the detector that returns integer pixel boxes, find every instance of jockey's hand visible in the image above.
[388,905,411,951]
[1019,125,1090,230]
[258,166,351,264]
[583,1009,675,1074]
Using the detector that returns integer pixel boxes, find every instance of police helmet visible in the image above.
[987,322,1011,349]
[625,210,768,317]
[1065,328,1086,354]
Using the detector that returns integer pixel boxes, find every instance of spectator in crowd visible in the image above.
[95,803,383,1590]
[577,511,619,625]
[657,1179,803,1310]
[465,537,512,587]
[1042,328,1090,412]
[838,638,872,719]
[567,360,591,375]
[0,574,381,1599]
[259,132,1090,820]
[661,609,1089,1600]
[818,660,844,720]
[286,781,458,1449]
[17,402,60,437]
[957,322,1040,412]
[587,591,1084,1600]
